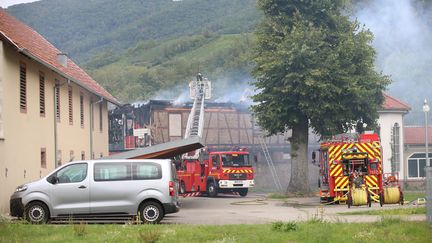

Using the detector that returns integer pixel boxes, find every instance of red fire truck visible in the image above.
[177,147,254,197]
[316,132,403,207]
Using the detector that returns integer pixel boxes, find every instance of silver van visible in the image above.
[10,159,180,224]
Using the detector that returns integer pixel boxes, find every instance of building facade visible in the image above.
[403,126,431,189]
[0,10,119,213]
[377,93,410,181]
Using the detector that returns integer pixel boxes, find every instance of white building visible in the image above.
[377,93,410,179]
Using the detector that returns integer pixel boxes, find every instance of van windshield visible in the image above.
[221,154,251,167]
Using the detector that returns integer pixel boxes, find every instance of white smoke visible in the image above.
[211,75,256,106]
[354,0,432,124]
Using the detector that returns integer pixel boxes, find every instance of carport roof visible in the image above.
[104,136,204,159]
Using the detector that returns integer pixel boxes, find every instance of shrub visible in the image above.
[73,221,87,237]
[138,227,161,243]
[271,221,298,232]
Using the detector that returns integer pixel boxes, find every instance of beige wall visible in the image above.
[0,41,109,213]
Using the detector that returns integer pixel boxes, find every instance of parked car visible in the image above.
[10,159,180,224]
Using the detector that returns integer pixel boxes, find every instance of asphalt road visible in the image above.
[162,193,426,225]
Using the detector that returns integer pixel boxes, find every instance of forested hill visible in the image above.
[7,0,261,63]
[6,0,432,125]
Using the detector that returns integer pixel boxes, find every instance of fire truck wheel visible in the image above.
[207,182,218,197]
[139,201,163,224]
[179,181,186,194]
[238,188,248,197]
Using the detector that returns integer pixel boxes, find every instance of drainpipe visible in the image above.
[53,80,69,168]
[90,97,103,159]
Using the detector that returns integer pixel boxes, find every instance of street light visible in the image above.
[424,100,432,224]
[423,99,430,167]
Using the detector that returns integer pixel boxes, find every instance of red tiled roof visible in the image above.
[381,93,410,111]
[0,9,120,105]
[404,126,432,145]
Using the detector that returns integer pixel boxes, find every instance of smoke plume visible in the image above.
[354,0,432,124]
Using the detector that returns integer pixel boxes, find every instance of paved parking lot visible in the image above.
[163,193,426,224]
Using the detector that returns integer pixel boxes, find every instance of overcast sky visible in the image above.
[1,0,40,8]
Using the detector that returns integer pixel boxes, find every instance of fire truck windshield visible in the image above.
[221,154,251,167]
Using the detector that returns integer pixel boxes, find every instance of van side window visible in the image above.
[94,163,132,181]
[52,163,87,184]
[133,163,162,180]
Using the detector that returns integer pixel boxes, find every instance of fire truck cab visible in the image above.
[177,148,255,197]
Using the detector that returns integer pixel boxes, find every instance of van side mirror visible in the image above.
[49,175,59,184]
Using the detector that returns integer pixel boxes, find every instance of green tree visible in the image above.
[251,0,390,193]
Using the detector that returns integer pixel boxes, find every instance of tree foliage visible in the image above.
[251,0,390,193]
[252,0,390,136]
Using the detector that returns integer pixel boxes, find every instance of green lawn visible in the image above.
[0,219,430,243]
[338,206,426,216]
[404,191,426,202]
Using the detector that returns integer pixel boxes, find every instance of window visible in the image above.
[212,155,220,167]
[221,153,251,167]
[391,123,400,172]
[68,86,73,125]
[55,80,60,121]
[48,163,87,184]
[57,150,62,167]
[408,153,431,178]
[70,150,74,162]
[99,102,103,132]
[93,162,162,181]
[133,163,162,180]
[39,72,45,116]
[80,93,84,127]
[94,163,132,181]
[19,62,27,113]
[41,148,46,168]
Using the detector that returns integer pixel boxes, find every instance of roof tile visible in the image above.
[0,9,119,105]
[382,93,410,111]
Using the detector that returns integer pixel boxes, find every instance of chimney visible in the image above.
[57,53,68,68]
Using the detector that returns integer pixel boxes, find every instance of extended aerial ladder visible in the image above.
[182,73,211,160]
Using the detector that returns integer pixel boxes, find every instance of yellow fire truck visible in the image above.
[316,132,403,207]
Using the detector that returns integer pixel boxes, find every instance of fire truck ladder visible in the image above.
[258,136,283,192]
[182,74,210,160]
[185,93,205,139]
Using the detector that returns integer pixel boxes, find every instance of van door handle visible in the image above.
[78,185,87,189]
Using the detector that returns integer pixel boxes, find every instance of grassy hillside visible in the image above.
[8,0,261,63]
[86,33,255,102]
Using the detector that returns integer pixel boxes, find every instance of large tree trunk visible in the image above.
[287,119,310,194]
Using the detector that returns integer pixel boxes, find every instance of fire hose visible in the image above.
[382,187,401,204]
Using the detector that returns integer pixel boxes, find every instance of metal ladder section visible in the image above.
[258,136,283,191]
[184,91,205,139]
[189,94,204,137]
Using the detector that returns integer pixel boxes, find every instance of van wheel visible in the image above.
[25,202,49,224]
[139,201,163,224]
[238,188,248,197]
[207,182,218,197]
